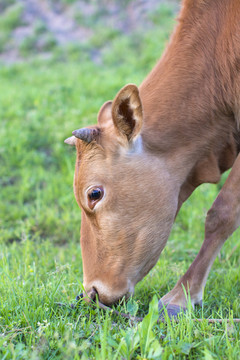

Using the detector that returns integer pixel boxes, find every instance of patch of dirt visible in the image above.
[0,0,180,64]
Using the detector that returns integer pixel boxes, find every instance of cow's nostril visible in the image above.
[88,287,98,302]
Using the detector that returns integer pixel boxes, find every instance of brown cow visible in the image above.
[65,0,240,316]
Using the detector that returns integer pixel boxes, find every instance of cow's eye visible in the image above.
[87,187,104,209]
[88,188,102,201]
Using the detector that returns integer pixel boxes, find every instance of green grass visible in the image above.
[0,6,239,360]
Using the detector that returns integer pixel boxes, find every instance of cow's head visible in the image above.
[65,84,179,305]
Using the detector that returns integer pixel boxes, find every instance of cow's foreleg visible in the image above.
[159,154,240,317]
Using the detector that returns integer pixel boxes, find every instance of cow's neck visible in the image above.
[139,0,239,210]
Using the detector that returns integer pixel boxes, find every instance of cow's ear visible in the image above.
[97,101,112,127]
[112,84,143,143]
[98,100,112,125]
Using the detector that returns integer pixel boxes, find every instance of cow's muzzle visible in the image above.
[84,287,98,303]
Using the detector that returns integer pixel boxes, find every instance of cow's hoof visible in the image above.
[158,300,186,320]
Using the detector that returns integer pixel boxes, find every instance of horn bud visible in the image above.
[64,136,76,146]
[72,128,99,143]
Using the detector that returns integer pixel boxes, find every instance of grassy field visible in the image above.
[0,4,240,360]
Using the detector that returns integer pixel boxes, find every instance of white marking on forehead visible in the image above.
[128,135,143,155]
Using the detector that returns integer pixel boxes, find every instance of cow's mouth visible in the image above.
[74,291,144,322]
[82,286,131,307]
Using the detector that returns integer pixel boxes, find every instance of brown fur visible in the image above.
[66,0,240,308]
